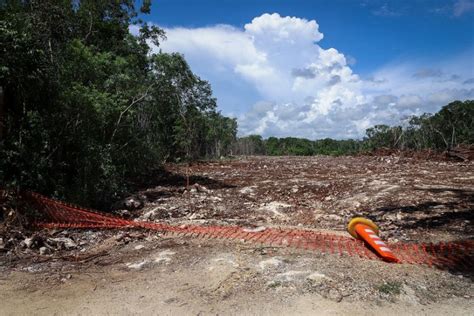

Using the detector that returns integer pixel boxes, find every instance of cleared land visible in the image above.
[1,155,473,315]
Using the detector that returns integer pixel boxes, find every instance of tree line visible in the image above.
[0,1,237,208]
[233,100,473,156]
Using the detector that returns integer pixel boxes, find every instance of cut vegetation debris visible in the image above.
[0,155,473,314]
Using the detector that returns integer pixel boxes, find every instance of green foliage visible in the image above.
[267,281,283,288]
[265,137,315,156]
[314,138,361,156]
[0,1,236,208]
[233,135,266,155]
[233,136,361,156]
[377,281,402,295]
[363,100,474,151]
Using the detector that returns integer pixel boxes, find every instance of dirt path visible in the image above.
[2,234,473,315]
[1,273,471,315]
[1,238,473,316]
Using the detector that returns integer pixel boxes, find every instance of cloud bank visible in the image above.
[453,0,474,16]
[141,13,474,139]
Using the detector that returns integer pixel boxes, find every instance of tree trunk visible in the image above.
[0,86,5,140]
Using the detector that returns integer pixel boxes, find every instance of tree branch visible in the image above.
[83,11,93,42]
[110,83,154,143]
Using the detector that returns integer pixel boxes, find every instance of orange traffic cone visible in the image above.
[347,217,400,263]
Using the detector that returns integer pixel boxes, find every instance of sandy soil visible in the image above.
[2,237,473,315]
[1,155,473,315]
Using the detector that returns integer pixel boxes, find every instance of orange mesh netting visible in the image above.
[21,191,473,272]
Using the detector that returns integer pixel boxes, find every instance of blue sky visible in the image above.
[137,0,474,139]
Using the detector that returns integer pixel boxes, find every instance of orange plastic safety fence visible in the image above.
[20,191,474,272]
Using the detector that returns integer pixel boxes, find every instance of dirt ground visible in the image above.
[1,155,473,315]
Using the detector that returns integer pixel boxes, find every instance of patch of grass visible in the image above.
[267,281,282,288]
[377,281,402,295]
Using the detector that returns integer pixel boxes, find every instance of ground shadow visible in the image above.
[370,187,473,231]
[130,167,236,191]
[369,187,473,277]
[120,167,236,206]
[405,209,473,229]
[439,239,474,280]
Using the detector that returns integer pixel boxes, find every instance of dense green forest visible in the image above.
[0,1,237,207]
[233,100,473,156]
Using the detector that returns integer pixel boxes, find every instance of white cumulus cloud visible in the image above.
[143,13,474,139]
